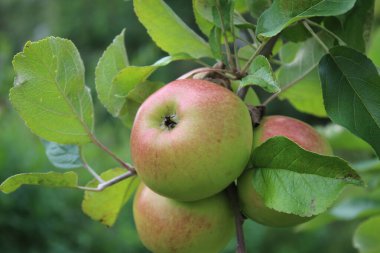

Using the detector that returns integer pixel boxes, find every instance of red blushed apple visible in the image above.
[133,183,235,253]
[238,115,333,227]
[130,79,253,201]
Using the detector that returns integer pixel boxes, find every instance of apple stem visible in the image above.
[89,134,136,172]
[227,184,247,253]
[77,170,137,192]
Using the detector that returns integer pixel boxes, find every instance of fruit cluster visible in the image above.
[131,79,331,253]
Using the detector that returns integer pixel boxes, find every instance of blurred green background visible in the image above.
[1,1,380,252]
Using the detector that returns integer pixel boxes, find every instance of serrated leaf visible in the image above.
[43,140,82,169]
[319,46,380,158]
[278,34,333,117]
[256,0,356,38]
[241,55,279,93]
[82,168,140,227]
[95,29,129,117]
[10,37,94,144]
[133,0,212,58]
[0,171,78,194]
[353,215,380,253]
[252,136,363,217]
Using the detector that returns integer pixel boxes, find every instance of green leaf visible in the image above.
[133,0,212,58]
[42,141,82,169]
[256,0,356,38]
[209,26,223,60]
[278,34,333,117]
[241,55,279,93]
[0,171,78,194]
[368,28,380,66]
[317,124,373,152]
[10,37,94,144]
[193,0,214,36]
[252,136,363,217]
[121,81,164,128]
[246,0,271,18]
[82,168,140,227]
[112,54,191,108]
[95,29,129,117]
[319,46,380,157]
[353,215,380,253]
[339,0,375,53]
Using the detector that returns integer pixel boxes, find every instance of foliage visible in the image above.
[1,0,380,252]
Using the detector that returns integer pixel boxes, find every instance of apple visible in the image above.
[237,115,333,227]
[133,183,235,253]
[131,79,253,201]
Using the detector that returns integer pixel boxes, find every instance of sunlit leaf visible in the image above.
[134,0,212,58]
[0,171,78,194]
[251,137,363,216]
[82,168,140,227]
[10,37,94,144]
[353,215,380,253]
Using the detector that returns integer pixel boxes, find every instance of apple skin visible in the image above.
[131,79,253,201]
[238,115,333,227]
[133,183,235,253]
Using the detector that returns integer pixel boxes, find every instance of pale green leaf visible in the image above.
[82,168,140,227]
[10,37,94,144]
[278,34,333,117]
[256,0,356,38]
[353,215,380,253]
[252,137,363,216]
[95,29,129,117]
[133,0,212,58]
[241,55,279,93]
[0,171,78,194]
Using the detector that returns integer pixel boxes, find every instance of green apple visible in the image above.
[133,183,235,253]
[131,79,252,201]
[238,115,333,227]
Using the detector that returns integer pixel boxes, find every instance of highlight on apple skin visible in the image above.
[130,79,253,201]
[133,183,235,253]
[237,115,333,227]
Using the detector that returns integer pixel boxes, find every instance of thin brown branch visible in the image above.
[227,183,246,253]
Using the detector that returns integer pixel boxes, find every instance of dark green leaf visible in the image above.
[133,0,212,58]
[241,55,279,93]
[319,46,380,157]
[82,168,140,227]
[353,215,380,253]
[339,0,374,53]
[246,0,271,18]
[252,136,363,216]
[0,171,78,194]
[256,0,356,38]
[10,37,94,144]
[43,141,82,169]
[95,29,129,117]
